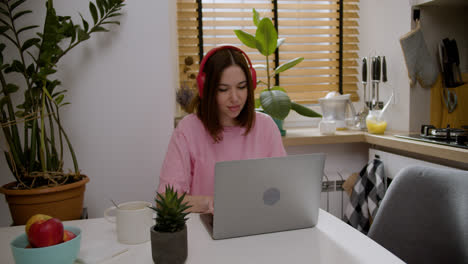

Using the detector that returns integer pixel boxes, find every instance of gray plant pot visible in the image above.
[150,224,187,264]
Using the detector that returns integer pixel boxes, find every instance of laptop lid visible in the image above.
[209,153,325,240]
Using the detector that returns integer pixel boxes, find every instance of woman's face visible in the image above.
[216,65,248,127]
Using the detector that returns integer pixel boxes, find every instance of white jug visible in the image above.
[318,94,356,129]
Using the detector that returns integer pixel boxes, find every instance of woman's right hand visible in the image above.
[184,195,214,214]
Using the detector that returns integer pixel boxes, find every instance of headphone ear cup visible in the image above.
[250,67,257,90]
[197,72,205,97]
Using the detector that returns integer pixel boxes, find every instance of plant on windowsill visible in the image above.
[234,9,321,135]
[149,185,192,264]
[0,0,125,225]
[176,56,196,114]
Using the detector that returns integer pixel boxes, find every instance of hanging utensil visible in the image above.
[357,57,369,130]
[371,56,381,110]
[362,57,368,108]
[438,41,458,113]
[370,57,376,110]
[382,56,390,103]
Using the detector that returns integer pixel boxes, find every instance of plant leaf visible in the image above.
[259,90,291,120]
[77,28,90,41]
[10,0,27,11]
[255,18,277,56]
[89,2,98,25]
[255,98,261,108]
[0,26,9,34]
[291,101,322,117]
[234,30,256,49]
[55,94,64,105]
[277,38,285,48]
[102,0,110,11]
[0,43,4,64]
[269,86,287,93]
[107,13,122,18]
[274,57,304,75]
[253,8,260,26]
[0,8,10,17]
[0,17,12,28]
[102,21,120,25]
[21,38,40,52]
[13,10,32,20]
[26,64,35,77]
[5,60,24,73]
[79,13,89,32]
[96,0,105,17]
[17,25,39,35]
[70,25,78,43]
[15,111,25,117]
[0,96,8,108]
[5,84,20,93]
[90,26,109,33]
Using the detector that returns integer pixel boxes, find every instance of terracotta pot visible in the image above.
[0,175,90,225]
[151,224,188,264]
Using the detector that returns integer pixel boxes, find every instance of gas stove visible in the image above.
[395,125,468,150]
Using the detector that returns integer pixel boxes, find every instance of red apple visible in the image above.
[63,230,77,242]
[27,218,64,248]
[25,214,52,236]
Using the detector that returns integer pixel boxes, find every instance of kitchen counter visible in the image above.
[282,127,468,165]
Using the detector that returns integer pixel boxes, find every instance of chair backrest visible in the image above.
[368,165,468,264]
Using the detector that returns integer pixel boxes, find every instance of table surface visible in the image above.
[0,209,404,264]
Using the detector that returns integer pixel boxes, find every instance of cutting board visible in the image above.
[430,72,468,128]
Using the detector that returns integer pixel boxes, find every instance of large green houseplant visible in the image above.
[235,9,321,121]
[0,0,125,224]
[150,185,192,264]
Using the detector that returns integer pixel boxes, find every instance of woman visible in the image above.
[158,45,286,213]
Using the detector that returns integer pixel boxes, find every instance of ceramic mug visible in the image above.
[104,201,154,244]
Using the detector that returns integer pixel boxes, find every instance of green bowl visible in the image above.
[10,226,81,264]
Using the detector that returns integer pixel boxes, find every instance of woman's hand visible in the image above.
[184,195,214,214]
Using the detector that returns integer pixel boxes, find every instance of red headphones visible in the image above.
[196,45,257,98]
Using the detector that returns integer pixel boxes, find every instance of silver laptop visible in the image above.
[200,153,325,240]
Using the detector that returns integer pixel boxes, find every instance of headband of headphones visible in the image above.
[196,45,257,98]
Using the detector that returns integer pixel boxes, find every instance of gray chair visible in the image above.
[368,165,468,264]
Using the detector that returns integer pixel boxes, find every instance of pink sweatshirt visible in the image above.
[158,112,286,196]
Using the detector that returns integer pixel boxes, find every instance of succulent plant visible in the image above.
[150,185,192,233]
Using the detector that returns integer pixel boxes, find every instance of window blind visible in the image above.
[176,0,360,104]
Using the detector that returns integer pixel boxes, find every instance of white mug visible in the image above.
[104,201,154,244]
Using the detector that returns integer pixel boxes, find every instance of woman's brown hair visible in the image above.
[190,48,255,142]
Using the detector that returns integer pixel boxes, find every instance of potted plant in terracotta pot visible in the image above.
[149,185,192,264]
[0,0,125,225]
[234,9,321,135]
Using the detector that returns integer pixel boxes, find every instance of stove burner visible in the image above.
[421,124,468,140]
[403,124,468,149]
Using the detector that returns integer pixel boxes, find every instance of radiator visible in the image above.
[320,171,348,219]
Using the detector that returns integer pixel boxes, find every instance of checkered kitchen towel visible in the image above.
[344,159,386,234]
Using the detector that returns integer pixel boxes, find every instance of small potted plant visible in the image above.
[176,56,196,114]
[234,9,321,135]
[149,185,192,264]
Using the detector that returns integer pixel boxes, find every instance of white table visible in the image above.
[0,209,404,263]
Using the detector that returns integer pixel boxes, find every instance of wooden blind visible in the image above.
[176,0,360,104]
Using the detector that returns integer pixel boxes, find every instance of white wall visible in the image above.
[0,0,176,226]
[358,0,412,132]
